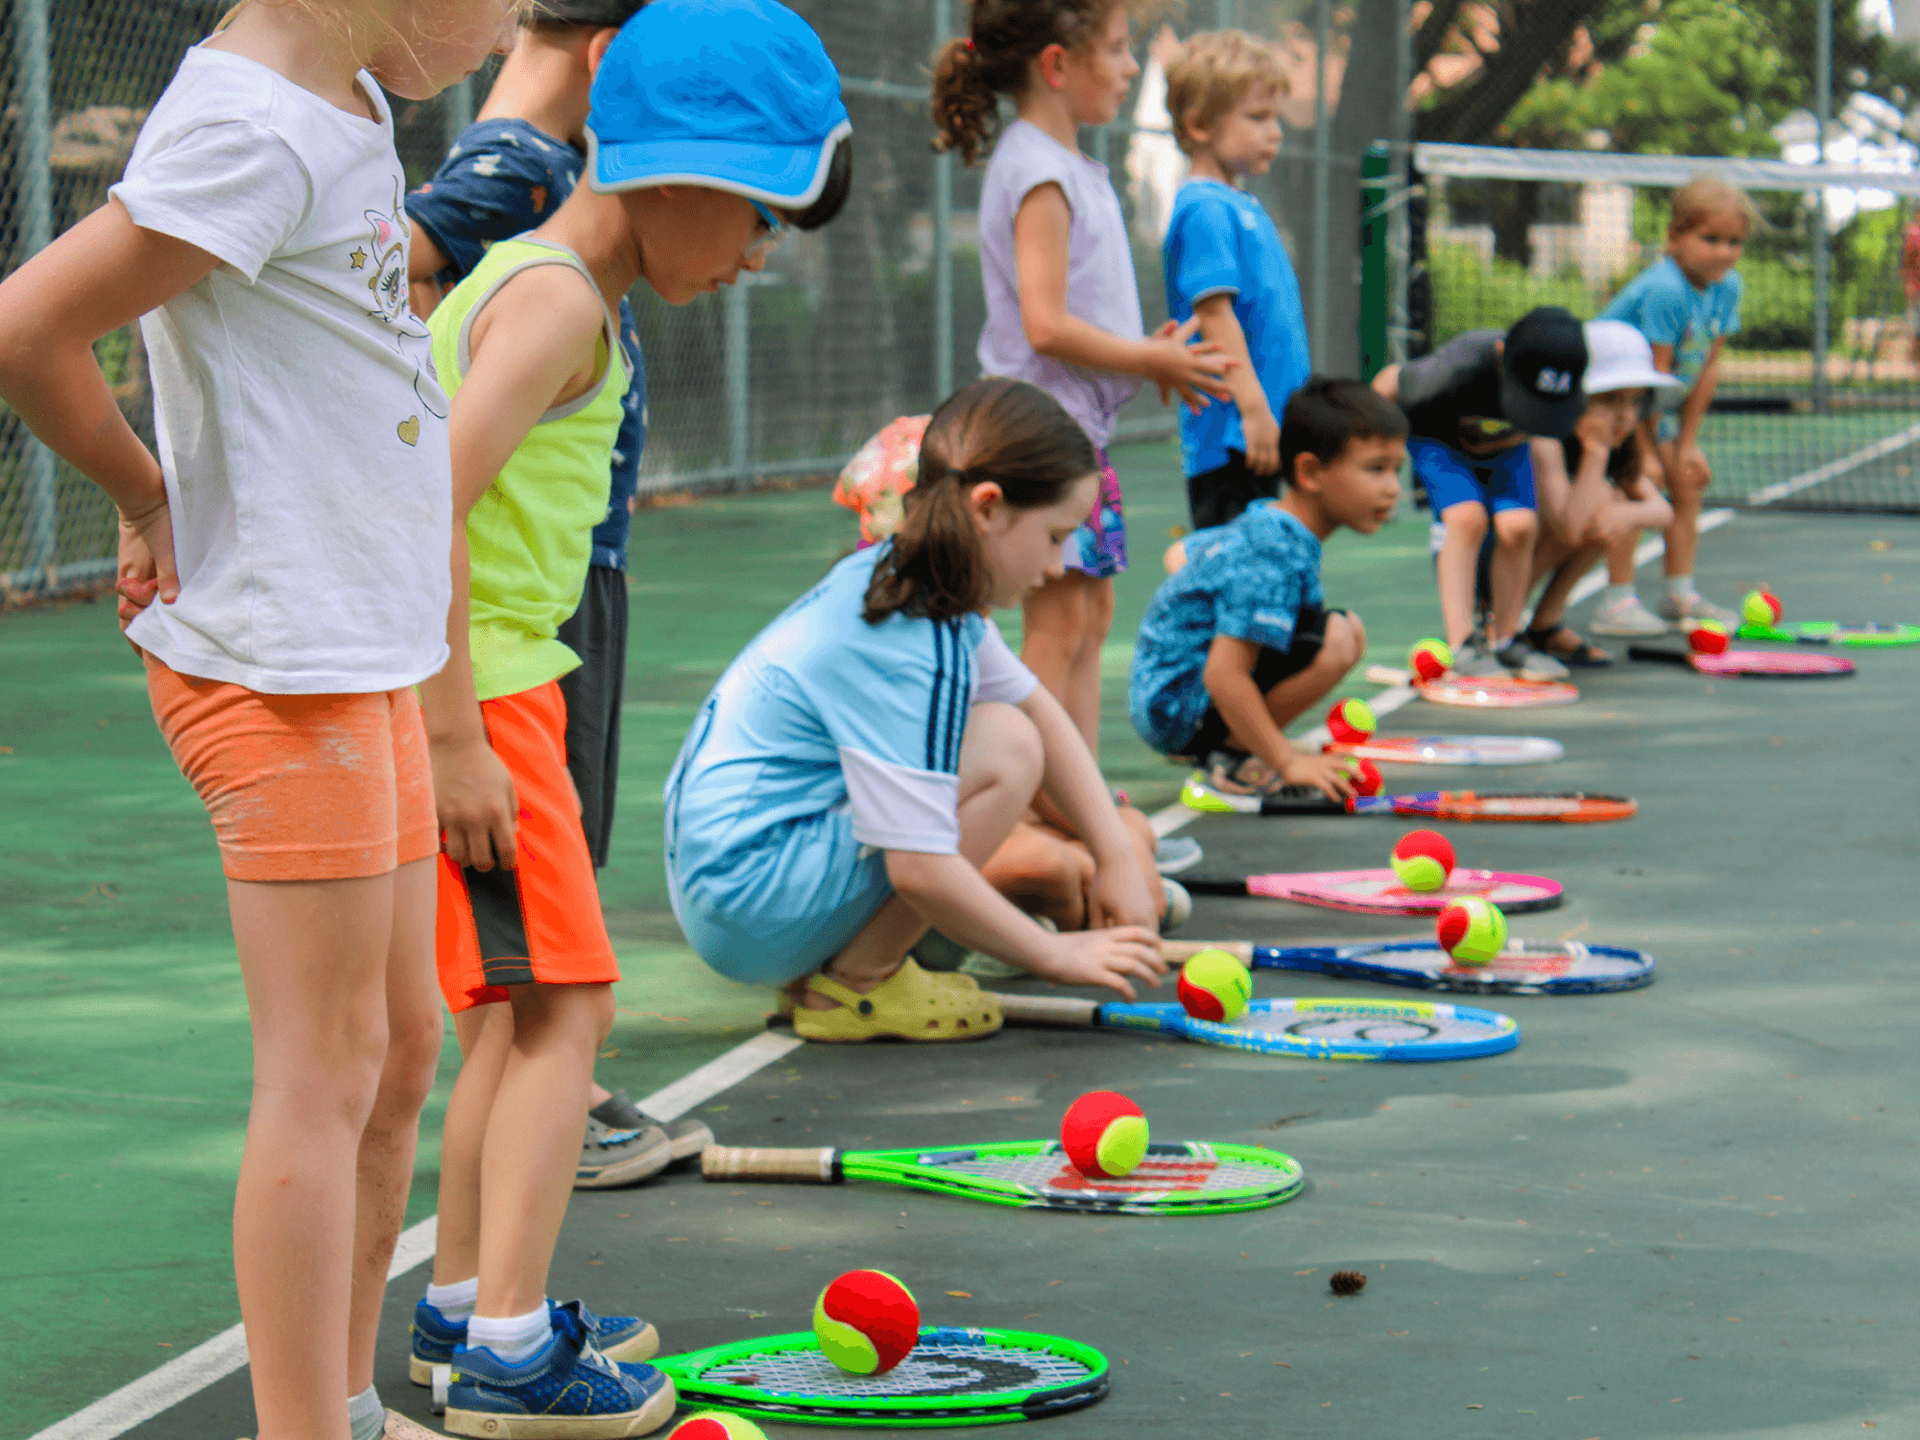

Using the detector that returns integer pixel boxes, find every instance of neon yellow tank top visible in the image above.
[428,237,632,701]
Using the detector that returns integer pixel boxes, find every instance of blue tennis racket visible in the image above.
[995,993,1518,1061]
[1167,938,1654,996]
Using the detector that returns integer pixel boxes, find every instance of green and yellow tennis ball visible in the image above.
[1408,638,1453,681]
[1326,697,1376,744]
[1741,587,1783,626]
[670,1415,768,1440]
[1060,1091,1150,1178]
[1436,896,1508,966]
[1347,757,1384,797]
[1178,949,1252,1022]
[813,1269,919,1375]
[1687,619,1731,655]
[1389,829,1456,893]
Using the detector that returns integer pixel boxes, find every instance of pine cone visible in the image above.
[1329,1270,1368,1296]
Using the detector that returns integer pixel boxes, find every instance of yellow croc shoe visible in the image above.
[794,957,1003,1043]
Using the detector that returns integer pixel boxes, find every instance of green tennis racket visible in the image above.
[653,1325,1109,1427]
[701,1138,1304,1215]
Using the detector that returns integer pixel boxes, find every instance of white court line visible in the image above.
[1149,508,1738,840]
[28,1031,804,1440]
[1745,422,1920,506]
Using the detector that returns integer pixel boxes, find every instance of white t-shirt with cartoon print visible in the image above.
[112,47,451,693]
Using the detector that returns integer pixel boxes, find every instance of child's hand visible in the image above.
[1087,860,1159,934]
[1243,406,1281,475]
[1572,405,1615,465]
[431,735,520,871]
[1675,441,1712,491]
[1278,752,1355,804]
[1033,927,1167,1002]
[114,496,177,631]
[1146,317,1234,414]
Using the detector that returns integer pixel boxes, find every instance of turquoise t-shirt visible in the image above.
[1600,255,1742,403]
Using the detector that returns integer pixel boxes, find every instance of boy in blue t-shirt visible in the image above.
[1130,379,1406,807]
[1161,30,1312,534]
[1593,176,1751,633]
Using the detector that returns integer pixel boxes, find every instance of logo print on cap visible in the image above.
[1534,368,1573,395]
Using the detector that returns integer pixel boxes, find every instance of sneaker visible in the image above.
[445,1301,675,1438]
[382,1412,441,1440]
[1180,753,1345,816]
[1589,592,1668,635]
[1153,834,1204,875]
[1161,879,1192,932]
[590,1088,713,1166]
[576,1115,673,1190]
[1658,590,1738,626]
[412,1299,659,1386]
[958,951,1027,980]
[1495,636,1570,681]
[1449,638,1504,678]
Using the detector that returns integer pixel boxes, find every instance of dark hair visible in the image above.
[930,0,1123,165]
[1279,375,1409,486]
[1559,427,1643,488]
[864,377,1098,623]
[785,136,853,231]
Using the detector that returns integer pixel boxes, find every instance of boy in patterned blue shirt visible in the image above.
[1161,30,1312,534]
[1130,378,1405,806]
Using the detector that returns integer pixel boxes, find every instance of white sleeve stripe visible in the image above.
[839,746,962,855]
[973,623,1039,707]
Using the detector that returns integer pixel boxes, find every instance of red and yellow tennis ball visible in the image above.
[1178,949,1252,1022]
[1347,757,1384,796]
[670,1415,768,1440]
[1408,638,1453,681]
[1436,896,1508,966]
[813,1269,919,1375]
[1060,1091,1150,1178]
[1687,619,1731,655]
[1741,587,1783,627]
[1326,697,1376,744]
[1389,829,1456,893]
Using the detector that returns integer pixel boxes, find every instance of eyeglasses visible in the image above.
[746,199,791,261]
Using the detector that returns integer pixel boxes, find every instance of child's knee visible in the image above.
[1494,508,1538,547]
[1324,611,1366,668]
[962,701,1043,798]
[381,1007,445,1104]
[1442,502,1488,543]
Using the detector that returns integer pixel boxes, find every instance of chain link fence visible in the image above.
[1,0,1408,600]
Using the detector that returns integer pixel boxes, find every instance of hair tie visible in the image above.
[964,36,974,49]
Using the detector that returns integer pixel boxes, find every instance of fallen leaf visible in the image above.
[1388,1330,1408,1337]
[1294,1269,1316,1276]
[1273,1361,1292,1368]
[947,1291,972,1298]
[1466,1404,1482,1410]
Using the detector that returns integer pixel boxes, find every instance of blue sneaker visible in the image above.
[411,1297,659,1385]
[444,1300,675,1438]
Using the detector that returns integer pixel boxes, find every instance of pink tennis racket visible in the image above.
[1324,734,1564,766]
[1628,645,1855,678]
[1364,665,1579,708]
[1184,866,1563,915]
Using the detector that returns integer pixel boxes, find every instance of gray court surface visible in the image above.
[119,512,1919,1440]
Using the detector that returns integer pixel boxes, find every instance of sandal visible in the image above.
[773,962,978,1022]
[1526,625,1612,668]
[793,957,1003,1043]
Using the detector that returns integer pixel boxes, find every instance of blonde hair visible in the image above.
[1668,176,1758,241]
[1164,28,1288,156]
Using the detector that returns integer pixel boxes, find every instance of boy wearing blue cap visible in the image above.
[412,1,851,1432]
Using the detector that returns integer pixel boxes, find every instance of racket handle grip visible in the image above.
[993,993,1101,1027]
[701,1145,840,1182]
[1161,940,1255,964]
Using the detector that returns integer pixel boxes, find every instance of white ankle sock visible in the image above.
[347,1383,384,1440]
[426,1276,479,1321]
[467,1304,551,1366]
[1667,574,1696,598]
[1602,583,1635,605]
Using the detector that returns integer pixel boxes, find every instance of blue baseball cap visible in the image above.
[586,0,851,208]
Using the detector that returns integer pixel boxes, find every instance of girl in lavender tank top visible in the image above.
[931,0,1230,758]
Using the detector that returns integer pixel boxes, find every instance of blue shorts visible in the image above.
[1411,439,1537,516]
[667,806,893,987]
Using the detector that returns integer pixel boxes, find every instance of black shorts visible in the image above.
[555,564,628,869]
[1187,449,1280,531]
[1180,605,1342,761]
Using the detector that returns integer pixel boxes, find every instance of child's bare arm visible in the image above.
[418,267,606,871]
[1012,184,1233,411]
[1191,293,1279,473]
[1676,337,1723,456]
[0,202,221,602]
[1203,634,1352,801]
[407,229,450,320]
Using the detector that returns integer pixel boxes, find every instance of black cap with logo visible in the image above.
[1498,307,1588,439]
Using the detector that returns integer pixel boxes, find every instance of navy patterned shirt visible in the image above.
[1128,502,1325,754]
[406,118,645,570]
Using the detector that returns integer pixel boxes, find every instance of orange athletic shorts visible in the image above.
[143,651,437,883]
[435,679,620,1013]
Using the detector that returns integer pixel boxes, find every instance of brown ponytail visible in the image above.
[930,0,1125,165]
[864,378,1097,624]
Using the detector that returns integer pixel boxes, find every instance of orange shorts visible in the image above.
[436,680,619,1012]
[143,652,437,883]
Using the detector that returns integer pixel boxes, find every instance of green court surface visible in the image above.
[5,443,1919,1438]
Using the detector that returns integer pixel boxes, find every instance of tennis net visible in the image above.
[1403,142,1920,514]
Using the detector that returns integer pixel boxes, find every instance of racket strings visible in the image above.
[701,1341,1094,1399]
[1231,1006,1502,1044]
[926,1148,1289,1196]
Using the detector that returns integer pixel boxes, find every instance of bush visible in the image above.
[1428,241,1595,344]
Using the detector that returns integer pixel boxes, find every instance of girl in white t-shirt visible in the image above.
[0,3,516,1437]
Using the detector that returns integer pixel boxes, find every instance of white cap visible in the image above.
[1582,319,1686,395]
